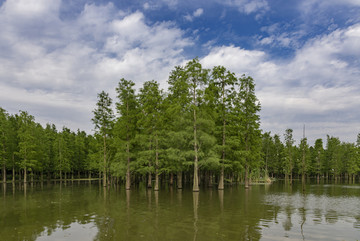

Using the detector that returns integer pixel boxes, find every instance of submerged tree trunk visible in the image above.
[244,165,250,189]
[125,141,131,190]
[103,134,107,187]
[218,85,226,190]
[154,137,159,191]
[169,173,174,186]
[24,167,27,183]
[177,171,182,189]
[2,164,6,183]
[12,166,15,183]
[147,172,152,188]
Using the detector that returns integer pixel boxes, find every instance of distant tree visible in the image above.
[284,128,295,183]
[0,108,9,182]
[299,137,310,183]
[137,80,164,190]
[237,76,261,188]
[92,91,114,186]
[210,66,236,190]
[16,111,37,183]
[325,136,343,180]
[115,79,138,190]
[313,138,324,181]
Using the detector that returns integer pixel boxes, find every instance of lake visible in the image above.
[1,180,360,240]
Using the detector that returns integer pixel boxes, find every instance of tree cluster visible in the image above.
[263,130,360,183]
[1,59,359,190]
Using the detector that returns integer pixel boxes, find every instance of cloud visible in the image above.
[184,8,204,22]
[0,1,193,132]
[201,24,360,144]
[219,0,269,15]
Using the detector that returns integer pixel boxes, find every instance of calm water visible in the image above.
[1,181,360,241]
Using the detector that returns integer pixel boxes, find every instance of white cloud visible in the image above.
[201,24,360,144]
[184,8,204,22]
[193,8,204,17]
[0,1,193,132]
[219,0,269,15]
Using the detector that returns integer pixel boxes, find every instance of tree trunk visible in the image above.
[24,167,27,183]
[169,173,174,186]
[147,172,152,188]
[208,171,213,187]
[219,86,226,190]
[177,171,182,189]
[154,137,159,191]
[125,141,131,190]
[2,164,6,183]
[218,167,224,190]
[103,134,107,187]
[12,166,15,183]
[30,170,34,183]
[192,84,199,192]
[245,165,249,189]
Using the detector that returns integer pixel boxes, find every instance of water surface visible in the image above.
[1,181,359,240]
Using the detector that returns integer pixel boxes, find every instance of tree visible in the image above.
[284,129,295,183]
[115,79,138,190]
[0,108,9,182]
[313,138,324,181]
[184,59,209,192]
[164,66,192,189]
[210,66,237,190]
[237,75,262,188]
[92,91,114,186]
[137,80,164,190]
[299,137,309,183]
[16,111,37,183]
[325,136,343,180]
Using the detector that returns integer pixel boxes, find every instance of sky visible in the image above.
[0,0,359,145]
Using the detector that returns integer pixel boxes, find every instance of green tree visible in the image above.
[92,91,114,186]
[0,108,9,182]
[115,78,138,190]
[16,111,37,183]
[299,137,310,183]
[325,136,343,180]
[210,66,237,190]
[164,66,192,189]
[137,80,164,190]
[312,138,324,181]
[284,128,295,183]
[237,75,262,188]
[184,58,209,192]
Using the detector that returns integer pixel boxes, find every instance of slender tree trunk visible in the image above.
[169,173,174,186]
[219,84,226,190]
[193,86,199,192]
[12,165,15,183]
[245,165,249,189]
[125,142,131,190]
[154,137,159,191]
[103,134,107,187]
[218,167,224,190]
[147,139,152,188]
[208,171,213,187]
[177,171,182,189]
[2,164,6,183]
[24,166,27,183]
[147,172,152,188]
[30,170,34,183]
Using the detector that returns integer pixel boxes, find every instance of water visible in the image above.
[1,181,360,241]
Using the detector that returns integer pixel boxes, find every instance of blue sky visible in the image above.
[0,0,359,145]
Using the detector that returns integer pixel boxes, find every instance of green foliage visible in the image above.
[1,59,359,185]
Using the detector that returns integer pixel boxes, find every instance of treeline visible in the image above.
[1,59,359,190]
